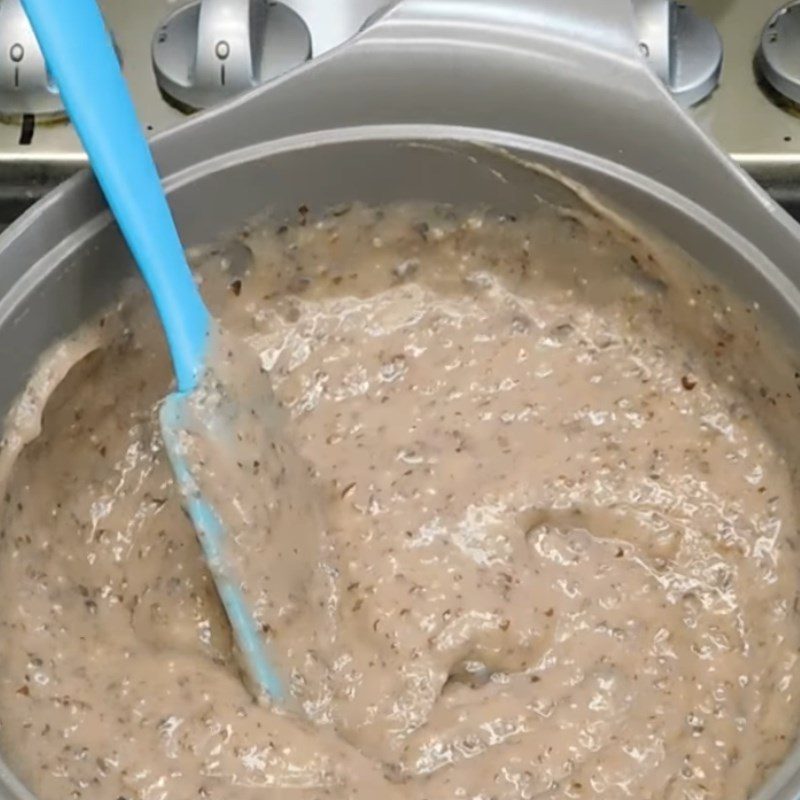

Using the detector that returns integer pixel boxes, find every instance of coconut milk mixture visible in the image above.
[1,198,799,800]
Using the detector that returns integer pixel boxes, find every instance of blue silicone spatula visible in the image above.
[21,0,283,701]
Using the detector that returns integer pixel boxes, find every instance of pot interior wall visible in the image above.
[1,131,800,800]
[3,134,800,418]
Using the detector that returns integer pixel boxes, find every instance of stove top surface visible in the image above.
[0,0,798,221]
[692,0,800,183]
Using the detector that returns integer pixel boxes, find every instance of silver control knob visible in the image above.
[0,0,63,118]
[634,0,723,107]
[152,0,311,112]
[759,2,800,107]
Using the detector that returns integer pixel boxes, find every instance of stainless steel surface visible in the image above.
[152,0,311,111]
[634,0,722,107]
[691,0,800,182]
[759,3,800,105]
[0,0,62,117]
[0,0,389,168]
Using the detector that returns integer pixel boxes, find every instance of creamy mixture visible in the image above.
[1,196,799,800]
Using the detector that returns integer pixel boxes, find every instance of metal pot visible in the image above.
[1,1,799,798]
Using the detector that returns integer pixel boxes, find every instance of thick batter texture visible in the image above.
[1,197,799,800]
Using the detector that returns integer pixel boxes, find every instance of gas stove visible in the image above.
[0,0,798,223]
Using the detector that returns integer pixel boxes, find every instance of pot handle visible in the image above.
[364,0,642,59]
[157,0,677,182]
[160,0,662,169]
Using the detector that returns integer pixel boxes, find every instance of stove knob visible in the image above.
[0,0,63,118]
[759,1,800,107]
[634,0,723,107]
[152,0,311,112]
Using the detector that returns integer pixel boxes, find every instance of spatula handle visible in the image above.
[21,0,210,392]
